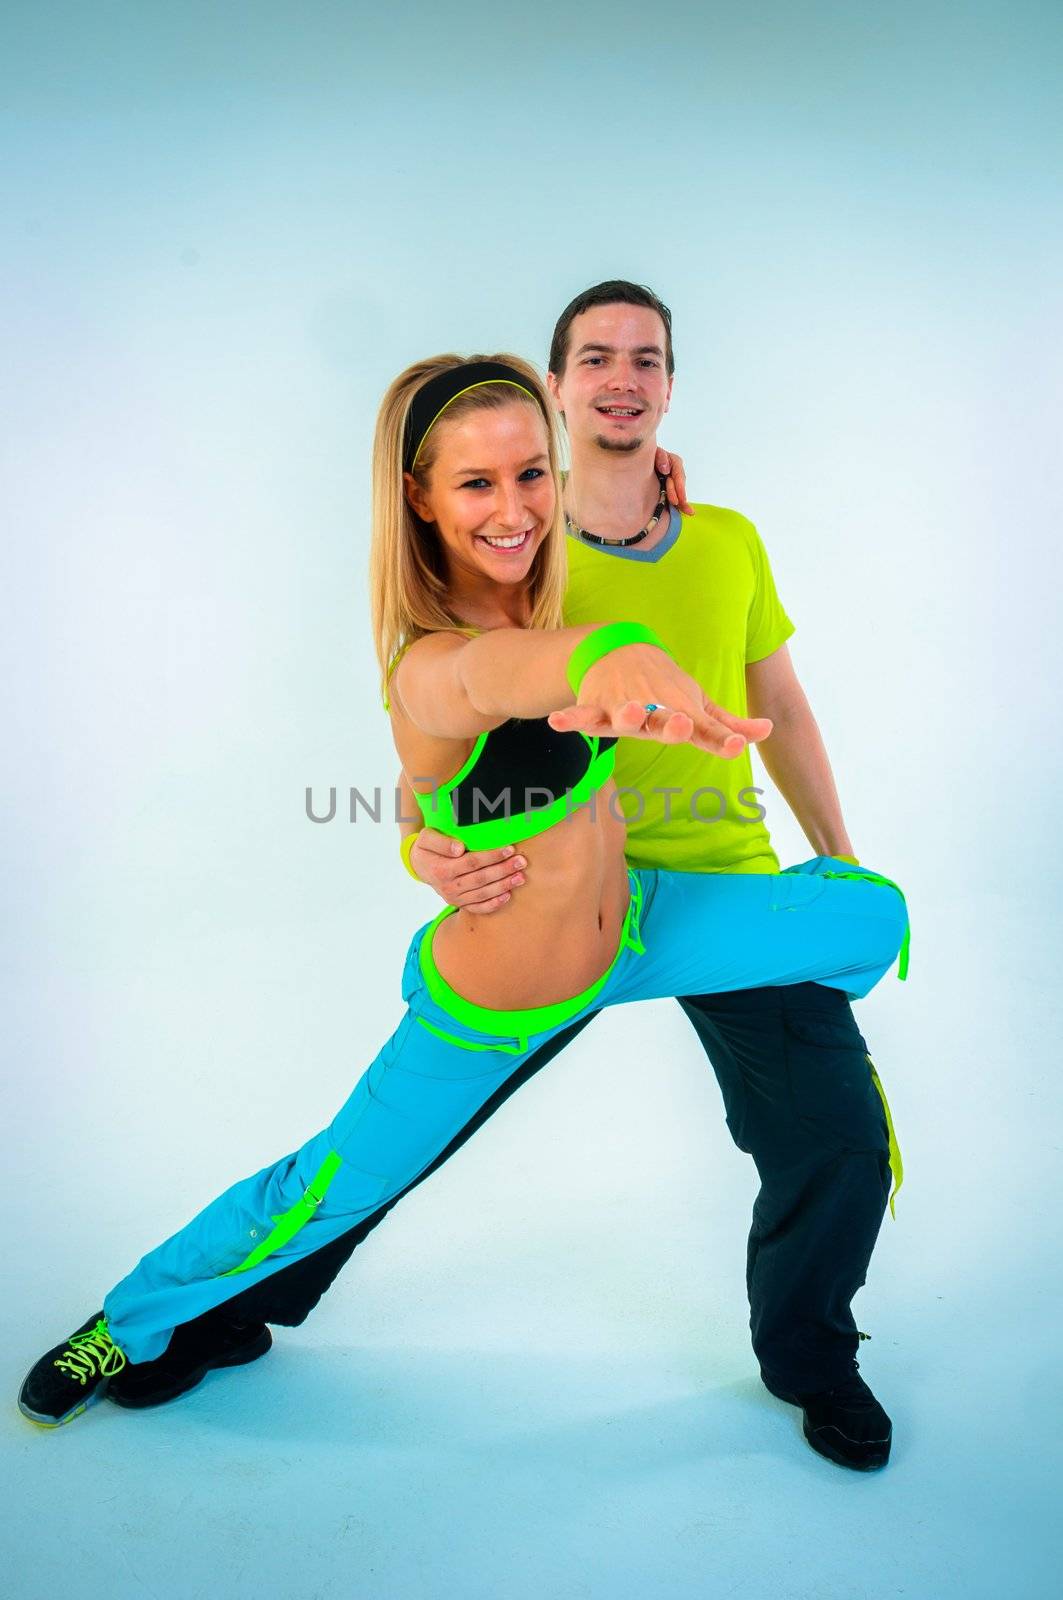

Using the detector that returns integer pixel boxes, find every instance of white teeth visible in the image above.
[482,531,530,549]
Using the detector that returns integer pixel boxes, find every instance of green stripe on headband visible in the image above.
[403,360,540,472]
[411,380,536,469]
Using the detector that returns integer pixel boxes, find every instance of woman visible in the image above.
[19,354,907,1428]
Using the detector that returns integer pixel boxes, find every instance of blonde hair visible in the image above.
[369,352,568,697]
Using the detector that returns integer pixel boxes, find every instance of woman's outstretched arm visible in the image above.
[391,626,773,757]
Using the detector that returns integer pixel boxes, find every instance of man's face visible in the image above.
[548,303,673,454]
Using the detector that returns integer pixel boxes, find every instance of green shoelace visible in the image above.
[53,1318,127,1385]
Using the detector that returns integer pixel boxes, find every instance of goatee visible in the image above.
[594,433,644,454]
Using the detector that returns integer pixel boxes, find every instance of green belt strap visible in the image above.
[221,1149,344,1277]
[417,1017,531,1056]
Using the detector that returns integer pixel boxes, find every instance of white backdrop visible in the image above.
[3,3,1061,1597]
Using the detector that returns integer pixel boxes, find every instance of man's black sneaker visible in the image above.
[19,1313,128,1427]
[107,1315,272,1409]
[761,1360,893,1471]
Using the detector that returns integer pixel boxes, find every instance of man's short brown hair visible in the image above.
[549,280,675,378]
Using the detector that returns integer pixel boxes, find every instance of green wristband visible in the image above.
[566,622,670,697]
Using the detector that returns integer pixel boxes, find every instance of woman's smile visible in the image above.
[476,526,536,555]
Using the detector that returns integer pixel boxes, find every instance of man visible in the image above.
[405,282,905,1472]
[106,284,904,1475]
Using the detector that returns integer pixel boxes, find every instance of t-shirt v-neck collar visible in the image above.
[565,502,683,564]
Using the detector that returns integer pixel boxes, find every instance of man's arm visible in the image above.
[745,644,856,860]
[397,768,526,913]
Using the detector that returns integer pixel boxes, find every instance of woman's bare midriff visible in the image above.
[431,779,630,1013]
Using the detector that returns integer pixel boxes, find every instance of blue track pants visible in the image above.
[103,860,908,1363]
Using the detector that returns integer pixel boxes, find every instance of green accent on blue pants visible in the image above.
[103,859,908,1364]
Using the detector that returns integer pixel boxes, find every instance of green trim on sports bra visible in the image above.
[412,733,617,850]
[387,624,618,850]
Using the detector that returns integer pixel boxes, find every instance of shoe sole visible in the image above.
[802,1421,891,1471]
[761,1372,891,1471]
[18,1381,113,1429]
[107,1327,273,1409]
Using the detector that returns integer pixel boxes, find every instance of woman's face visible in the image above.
[405,400,555,588]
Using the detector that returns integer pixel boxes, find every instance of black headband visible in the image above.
[402,360,540,473]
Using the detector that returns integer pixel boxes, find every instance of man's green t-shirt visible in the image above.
[562,503,795,875]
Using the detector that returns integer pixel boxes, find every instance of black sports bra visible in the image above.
[387,628,619,849]
[415,720,618,848]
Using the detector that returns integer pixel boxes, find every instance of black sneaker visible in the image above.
[107,1315,272,1409]
[19,1313,128,1427]
[761,1360,893,1471]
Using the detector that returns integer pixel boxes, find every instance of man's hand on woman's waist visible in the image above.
[410,829,527,913]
